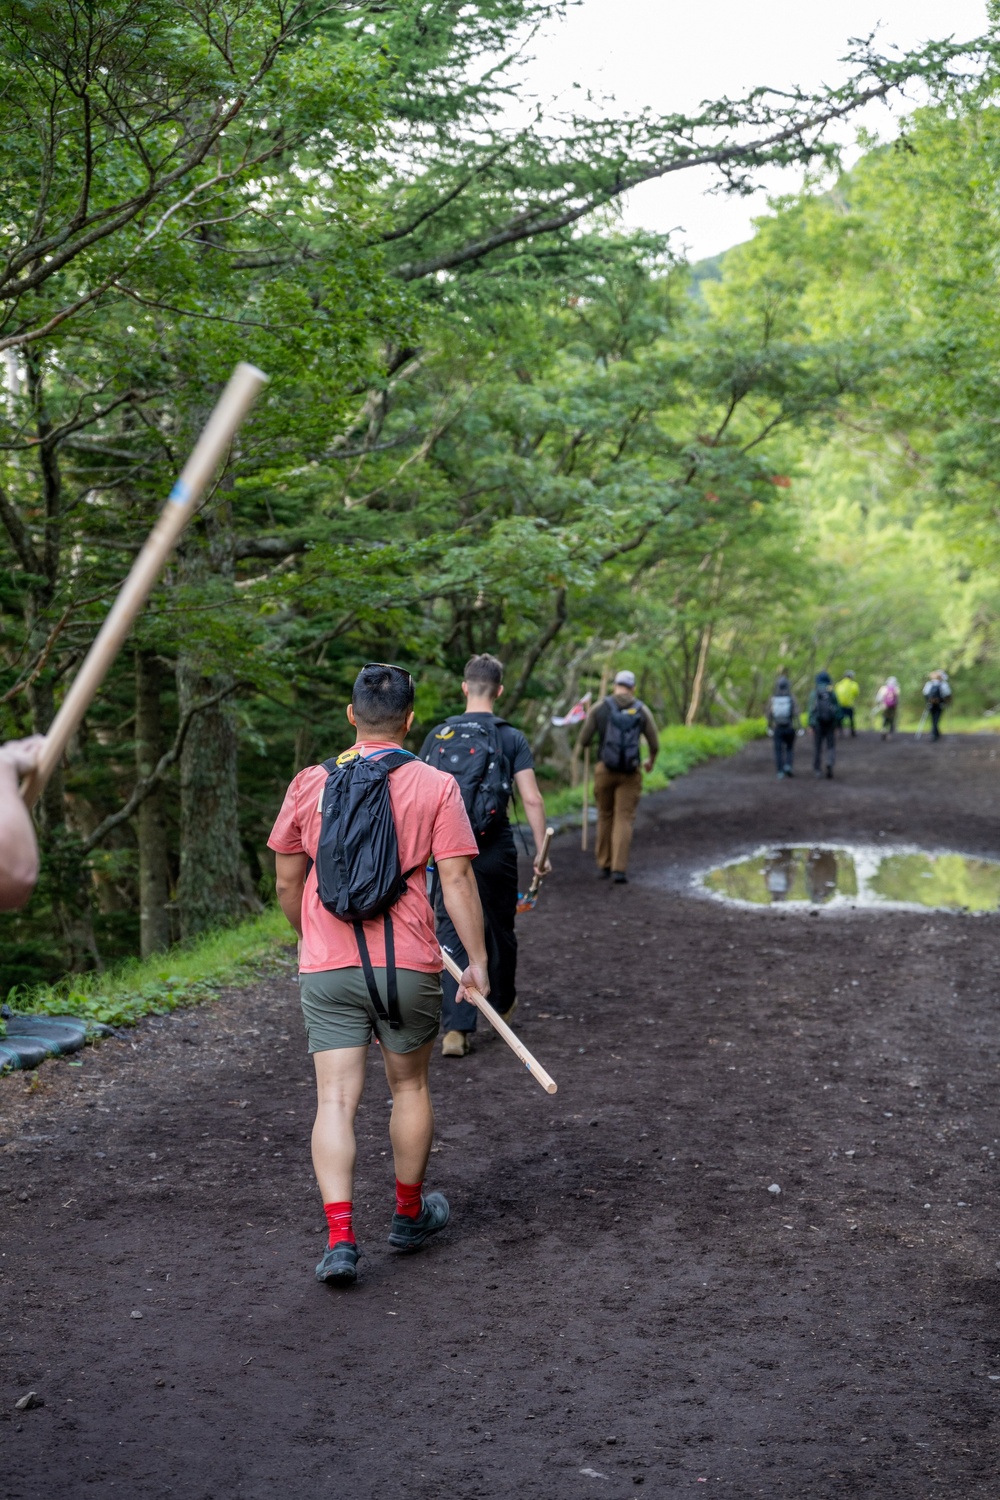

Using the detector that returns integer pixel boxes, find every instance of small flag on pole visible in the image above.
[551,691,591,727]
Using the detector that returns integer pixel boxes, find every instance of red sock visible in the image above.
[395,1179,423,1219]
[324,1201,355,1247]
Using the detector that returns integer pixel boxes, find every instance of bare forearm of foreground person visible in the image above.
[436,854,490,1001]
[0,737,45,911]
[514,767,552,876]
[274,851,307,937]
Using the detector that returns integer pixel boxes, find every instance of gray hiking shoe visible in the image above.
[387,1191,450,1251]
[315,1241,359,1286]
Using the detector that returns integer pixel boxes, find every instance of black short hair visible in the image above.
[464,653,503,697]
[351,663,414,731]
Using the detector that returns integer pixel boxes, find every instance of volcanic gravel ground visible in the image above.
[4,731,1000,1497]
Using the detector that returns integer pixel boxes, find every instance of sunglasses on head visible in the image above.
[363,661,413,685]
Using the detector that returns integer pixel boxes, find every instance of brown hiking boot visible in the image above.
[441,1030,470,1057]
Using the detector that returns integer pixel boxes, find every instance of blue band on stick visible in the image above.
[168,479,191,506]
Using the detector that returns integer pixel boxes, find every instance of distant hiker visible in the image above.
[922,670,952,741]
[767,675,799,778]
[269,663,489,1288]
[875,677,900,740]
[577,670,660,883]
[834,671,860,737]
[0,736,43,911]
[808,671,840,779]
[419,653,551,1059]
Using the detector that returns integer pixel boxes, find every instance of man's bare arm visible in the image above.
[575,704,600,752]
[641,706,660,772]
[514,768,552,876]
[0,737,44,911]
[275,852,308,938]
[436,854,490,1002]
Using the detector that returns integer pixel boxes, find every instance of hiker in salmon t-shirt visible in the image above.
[269,663,488,1288]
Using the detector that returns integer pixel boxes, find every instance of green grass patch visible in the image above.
[540,720,766,821]
[920,714,1000,734]
[5,905,295,1028]
[848,710,1000,734]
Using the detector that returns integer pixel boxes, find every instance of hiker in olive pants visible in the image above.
[577,670,659,883]
[594,765,643,876]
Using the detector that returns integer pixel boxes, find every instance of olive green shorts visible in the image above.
[299,967,443,1054]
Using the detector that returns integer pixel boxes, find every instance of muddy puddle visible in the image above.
[700,845,1000,912]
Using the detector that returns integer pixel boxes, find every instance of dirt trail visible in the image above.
[4,731,1000,1498]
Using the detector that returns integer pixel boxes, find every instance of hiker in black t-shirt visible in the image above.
[420,653,552,1058]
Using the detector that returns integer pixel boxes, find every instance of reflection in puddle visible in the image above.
[702,845,1000,911]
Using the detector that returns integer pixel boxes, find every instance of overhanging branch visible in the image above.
[83,683,239,852]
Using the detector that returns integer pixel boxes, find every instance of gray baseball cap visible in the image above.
[614,670,636,688]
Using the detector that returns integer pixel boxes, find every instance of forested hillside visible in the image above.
[1,0,998,987]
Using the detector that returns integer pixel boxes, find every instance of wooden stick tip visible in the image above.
[233,362,269,386]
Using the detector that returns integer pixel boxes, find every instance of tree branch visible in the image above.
[82,683,239,852]
[0,483,41,574]
[392,75,917,283]
[504,586,567,716]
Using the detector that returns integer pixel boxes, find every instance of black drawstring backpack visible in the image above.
[313,748,417,1030]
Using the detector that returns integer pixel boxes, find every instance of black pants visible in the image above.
[840,706,855,736]
[773,727,795,773]
[435,827,518,1034]
[813,723,836,772]
[930,704,944,740]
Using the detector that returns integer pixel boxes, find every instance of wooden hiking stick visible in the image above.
[581,746,590,852]
[516,825,554,914]
[21,363,268,809]
[439,948,557,1095]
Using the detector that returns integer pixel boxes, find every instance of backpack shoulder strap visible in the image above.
[353,915,403,1030]
[365,748,416,771]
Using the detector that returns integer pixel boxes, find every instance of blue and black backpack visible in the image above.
[313,748,418,1030]
[421,715,512,844]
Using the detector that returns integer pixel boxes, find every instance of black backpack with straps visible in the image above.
[313,747,417,1031]
[421,715,512,843]
[600,697,645,773]
[814,686,837,727]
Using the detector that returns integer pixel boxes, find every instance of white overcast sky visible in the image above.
[509,0,990,260]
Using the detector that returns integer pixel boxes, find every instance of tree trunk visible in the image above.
[27,668,65,830]
[686,623,713,726]
[175,658,242,940]
[173,464,244,940]
[686,553,724,726]
[135,649,172,957]
[293,721,314,775]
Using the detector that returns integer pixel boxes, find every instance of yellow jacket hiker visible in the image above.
[834,673,860,736]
